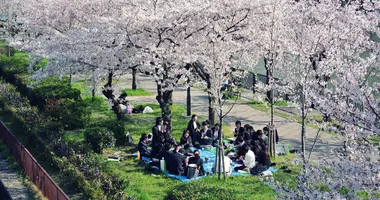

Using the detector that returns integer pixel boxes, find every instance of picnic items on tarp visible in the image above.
[143,106,154,113]
[187,164,198,179]
[132,147,279,182]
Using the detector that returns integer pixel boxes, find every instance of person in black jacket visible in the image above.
[167,145,187,176]
[234,120,245,137]
[251,149,271,175]
[163,118,177,145]
[210,124,221,146]
[187,150,205,176]
[138,134,150,158]
[187,114,200,145]
[199,121,213,145]
[179,129,193,149]
[152,117,165,159]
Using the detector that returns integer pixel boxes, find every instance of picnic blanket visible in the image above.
[134,148,278,182]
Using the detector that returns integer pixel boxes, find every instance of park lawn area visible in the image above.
[122,88,153,96]
[100,146,300,200]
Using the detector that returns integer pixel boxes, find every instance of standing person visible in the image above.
[187,114,200,145]
[167,145,187,176]
[163,118,177,145]
[187,150,205,177]
[138,134,151,158]
[179,129,193,149]
[234,121,245,137]
[234,144,256,172]
[152,117,165,159]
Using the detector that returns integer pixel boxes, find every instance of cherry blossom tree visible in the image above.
[274,0,379,160]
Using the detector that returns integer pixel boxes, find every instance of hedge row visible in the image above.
[0,53,87,129]
[0,82,128,199]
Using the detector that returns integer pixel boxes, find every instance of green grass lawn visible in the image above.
[100,147,300,200]
[122,88,153,96]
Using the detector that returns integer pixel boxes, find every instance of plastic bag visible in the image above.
[143,106,154,113]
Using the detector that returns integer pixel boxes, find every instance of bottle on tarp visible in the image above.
[136,151,141,161]
[160,157,166,172]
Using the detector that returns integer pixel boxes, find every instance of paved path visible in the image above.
[117,74,342,162]
[0,157,33,200]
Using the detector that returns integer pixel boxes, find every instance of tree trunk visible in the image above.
[92,88,96,102]
[207,81,216,125]
[252,73,256,94]
[102,72,123,121]
[187,85,191,116]
[156,83,173,125]
[132,68,137,90]
[301,86,306,162]
[264,58,272,103]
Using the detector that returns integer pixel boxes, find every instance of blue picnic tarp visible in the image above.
[134,148,278,182]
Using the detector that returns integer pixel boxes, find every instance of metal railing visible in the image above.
[0,120,70,200]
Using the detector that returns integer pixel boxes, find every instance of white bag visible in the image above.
[143,106,154,113]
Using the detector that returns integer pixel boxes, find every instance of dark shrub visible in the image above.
[84,127,116,154]
[88,120,127,146]
[44,98,90,130]
[33,76,81,100]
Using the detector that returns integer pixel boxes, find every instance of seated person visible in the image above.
[211,124,221,145]
[243,131,252,145]
[179,129,193,149]
[212,155,232,175]
[138,134,151,158]
[234,144,256,172]
[159,143,173,172]
[234,134,245,147]
[251,149,271,175]
[199,121,213,145]
[187,150,205,177]
[234,120,245,137]
[167,145,187,176]
[256,130,267,149]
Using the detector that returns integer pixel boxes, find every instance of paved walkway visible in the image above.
[117,74,342,162]
[0,157,33,200]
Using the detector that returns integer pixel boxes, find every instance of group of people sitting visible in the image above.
[137,114,279,178]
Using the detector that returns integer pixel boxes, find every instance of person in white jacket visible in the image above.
[234,144,256,172]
